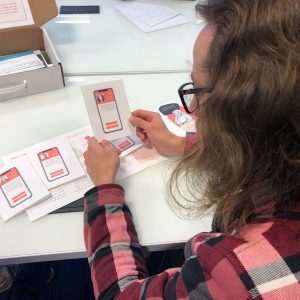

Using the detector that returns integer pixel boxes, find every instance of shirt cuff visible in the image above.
[84,184,125,208]
[184,132,199,153]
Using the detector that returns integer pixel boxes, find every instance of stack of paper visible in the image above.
[115,1,189,32]
[0,50,50,77]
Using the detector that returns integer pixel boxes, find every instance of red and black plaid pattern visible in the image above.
[83,135,300,299]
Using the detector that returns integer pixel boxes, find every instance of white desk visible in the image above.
[0,74,212,265]
[43,0,204,75]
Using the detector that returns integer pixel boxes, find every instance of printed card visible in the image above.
[81,80,134,141]
[0,157,50,222]
[2,137,86,189]
[110,135,142,157]
[156,102,197,136]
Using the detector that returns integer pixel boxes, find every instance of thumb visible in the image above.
[129,116,151,131]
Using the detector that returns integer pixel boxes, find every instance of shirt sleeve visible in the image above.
[84,184,247,300]
[84,184,186,299]
[184,132,199,153]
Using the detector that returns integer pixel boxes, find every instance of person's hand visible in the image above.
[83,137,120,186]
[129,109,185,156]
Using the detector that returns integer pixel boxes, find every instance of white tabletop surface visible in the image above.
[0,73,212,265]
[43,0,205,75]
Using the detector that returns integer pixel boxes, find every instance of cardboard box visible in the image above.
[0,0,65,101]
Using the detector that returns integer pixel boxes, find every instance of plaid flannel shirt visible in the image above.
[84,133,300,299]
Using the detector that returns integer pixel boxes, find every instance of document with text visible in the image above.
[0,0,34,29]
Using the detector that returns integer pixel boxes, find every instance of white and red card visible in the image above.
[37,147,69,182]
[82,80,134,142]
[0,157,50,222]
[0,167,32,208]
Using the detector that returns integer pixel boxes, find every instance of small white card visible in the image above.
[0,157,50,222]
[111,135,142,157]
[2,137,86,189]
[0,0,34,29]
[81,80,134,141]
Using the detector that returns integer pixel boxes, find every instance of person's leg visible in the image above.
[0,266,17,293]
[9,261,54,300]
[146,249,185,276]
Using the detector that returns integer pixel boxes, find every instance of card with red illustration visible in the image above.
[0,157,50,222]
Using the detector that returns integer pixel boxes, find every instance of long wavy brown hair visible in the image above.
[169,0,300,233]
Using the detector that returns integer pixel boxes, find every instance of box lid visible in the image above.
[0,0,58,32]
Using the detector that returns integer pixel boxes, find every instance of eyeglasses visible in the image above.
[178,82,206,114]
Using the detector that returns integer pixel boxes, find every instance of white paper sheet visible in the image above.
[117,146,168,180]
[116,1,180,27]
[26,176,93,222]
[115,2,189,32]
[0,0,34,29]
